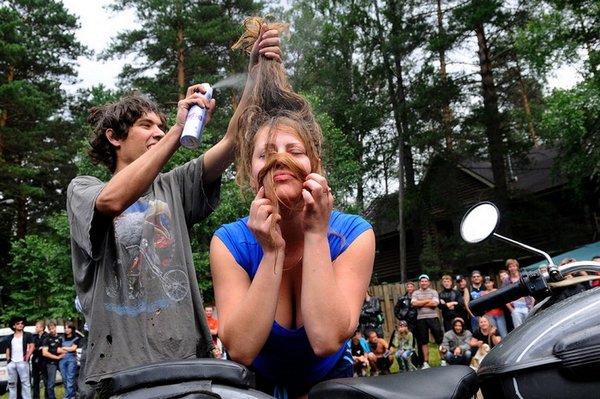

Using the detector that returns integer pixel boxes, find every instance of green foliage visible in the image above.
[4,212,76,324]
[540,79,600,196]
[0,0,87,310]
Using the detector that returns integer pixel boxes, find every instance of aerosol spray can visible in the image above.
[180,83,213,149]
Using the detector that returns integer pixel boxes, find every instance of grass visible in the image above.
[1,385,64,399]
[380,342,442,374]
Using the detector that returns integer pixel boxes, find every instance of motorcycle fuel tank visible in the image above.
[477,286,600,398]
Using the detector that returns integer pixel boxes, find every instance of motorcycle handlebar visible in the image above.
[469,281,529,316]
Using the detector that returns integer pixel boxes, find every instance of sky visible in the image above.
[62,0,136,92]
[62,0,581,93]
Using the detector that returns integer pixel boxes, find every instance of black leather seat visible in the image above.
[110,359,255,394]
[309,365,478,399]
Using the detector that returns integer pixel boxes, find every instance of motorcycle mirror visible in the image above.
[460,202,500,243]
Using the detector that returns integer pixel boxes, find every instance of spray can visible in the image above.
[180,83,213,149]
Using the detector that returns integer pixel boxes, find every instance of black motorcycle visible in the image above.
[110,202,600,399]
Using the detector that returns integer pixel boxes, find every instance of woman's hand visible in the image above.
[174,84,216,129]
[247,187,285,252]
[302,173,333,234]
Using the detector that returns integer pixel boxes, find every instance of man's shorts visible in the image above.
[416,318,443,346]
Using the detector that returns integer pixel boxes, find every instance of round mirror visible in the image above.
[460,202,500,243]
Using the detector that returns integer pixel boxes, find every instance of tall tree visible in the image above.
[451,0,511,200]
[103,0,260,105]
[0,0,87,281]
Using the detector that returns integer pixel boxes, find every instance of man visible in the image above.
[42,321,63,399]
[348,330,370,377]
[411,274,444,369]
[394,282,418,333]
[466,270,485,331]
[204,306,222,359]
[31,320,49,399]
[6,316,34,399]
[440,317,472,365]
[65,28,281,398]
[365,330,392,376]
[438,274,465,332]
[359,291,384,337]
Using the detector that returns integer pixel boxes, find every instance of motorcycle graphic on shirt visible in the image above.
[106,198,190,315]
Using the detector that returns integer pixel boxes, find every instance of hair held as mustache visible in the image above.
[257,152,309,214]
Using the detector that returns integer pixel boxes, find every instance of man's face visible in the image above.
[35,323,44,334]
[406,283,415,294]
[205,307,213,318]
[419,278,430,289]
[453,322,463,334]
[471,274,482,285]
[367,332,378,343]
[458,279,466,289]
[13,321,24,332]
[113,112,165,168]
[48,325,57,336]
[442,278,452,288]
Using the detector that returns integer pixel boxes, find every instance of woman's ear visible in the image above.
[105,128,121,148]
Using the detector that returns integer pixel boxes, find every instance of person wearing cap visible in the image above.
[5,316,35,399]
[411,274,443,369]
[465,270,485,332]
[388,320,417,372]
[439,317,472,366]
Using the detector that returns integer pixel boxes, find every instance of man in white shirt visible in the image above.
[6,316,34,399]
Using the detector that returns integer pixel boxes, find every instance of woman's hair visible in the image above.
[505,258,520,268]
[65,320,76,337]
[232,17,323,196]
[87,92,167,173]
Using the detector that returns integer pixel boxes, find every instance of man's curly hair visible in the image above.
[87,93,167,173]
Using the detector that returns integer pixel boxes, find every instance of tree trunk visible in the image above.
[475,24,508,200]
[0,66,15,163]
[176,26,186,100]
[515,60,538,147]
[437,0,454,151]
[373,0,409,281]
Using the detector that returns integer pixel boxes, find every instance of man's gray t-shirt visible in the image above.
[67,156,219,383]
[412,288,440,320]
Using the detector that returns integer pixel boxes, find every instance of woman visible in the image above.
[469,316,501,371]
[482,276,508,337]
[503,259,535,328]
[210,17,375,399]
[470,315,501,350]
[58,322,79,399]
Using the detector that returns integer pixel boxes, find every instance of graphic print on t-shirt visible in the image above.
[107,198,189,316]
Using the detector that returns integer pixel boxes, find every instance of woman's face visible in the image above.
[479,317,490,330]
[251,124,312,200]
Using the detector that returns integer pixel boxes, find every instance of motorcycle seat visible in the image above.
[110,359,255,394]
[309,365,478,399]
